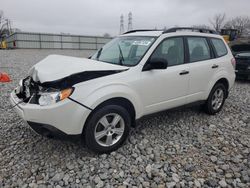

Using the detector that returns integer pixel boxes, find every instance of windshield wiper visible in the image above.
[96,48,103,60]
[118,44,124,65]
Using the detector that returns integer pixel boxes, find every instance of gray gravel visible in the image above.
[0,49,250,188]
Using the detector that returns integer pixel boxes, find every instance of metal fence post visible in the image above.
[78,36,80,50]
[61,35,63,49]
[95,37,98,50]
[39,33,41,49]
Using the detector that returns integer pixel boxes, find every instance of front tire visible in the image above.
[84,105,131,153]
[204,83,227,115]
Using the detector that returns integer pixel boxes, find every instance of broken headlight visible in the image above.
[38,88,74,106]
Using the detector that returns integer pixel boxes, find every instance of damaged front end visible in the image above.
[15,67,127,106]
[15,76,73,106]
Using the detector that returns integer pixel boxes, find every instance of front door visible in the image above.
[135,37,190,115]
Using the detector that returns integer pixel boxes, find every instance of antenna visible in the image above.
[119,14,124,34]
[128,12,133,31]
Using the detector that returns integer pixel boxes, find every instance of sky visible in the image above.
[1,0,250,36]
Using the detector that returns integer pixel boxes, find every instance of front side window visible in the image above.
[91,36,156,66]
[211,38,228,57]
[187,37,211,62]
[151,37,184,66]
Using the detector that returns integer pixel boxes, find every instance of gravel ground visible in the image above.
[0,49,250,188]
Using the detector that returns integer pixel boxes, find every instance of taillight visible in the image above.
[231,58,236,69]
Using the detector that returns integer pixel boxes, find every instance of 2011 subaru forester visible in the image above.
[10,27,236,153]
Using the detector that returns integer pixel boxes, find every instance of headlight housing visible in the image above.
[38,88,73,106]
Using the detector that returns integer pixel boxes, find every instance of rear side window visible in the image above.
[187,37,211,62]
[151,37,184,66]
[211,38,228,57]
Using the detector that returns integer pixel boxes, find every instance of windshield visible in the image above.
[91,36,156,66]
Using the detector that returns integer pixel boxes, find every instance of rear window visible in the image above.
[211,38,228,57]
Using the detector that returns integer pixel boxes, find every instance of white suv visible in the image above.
[10,28,236,153]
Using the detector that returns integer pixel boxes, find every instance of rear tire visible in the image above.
[204,83,227,115]
[84,105,131,153]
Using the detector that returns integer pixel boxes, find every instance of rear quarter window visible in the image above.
[211,38,228,57]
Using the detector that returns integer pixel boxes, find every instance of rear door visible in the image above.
[186,36,218,103]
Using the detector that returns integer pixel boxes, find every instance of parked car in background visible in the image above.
[231,44,250,80]
[10,27,235,153]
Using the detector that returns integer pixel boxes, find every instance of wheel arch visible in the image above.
[82,97,137,136]
[206,73,230,100]
[213,78,229,98]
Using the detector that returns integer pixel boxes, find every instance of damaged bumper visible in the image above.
[10,90,91,136]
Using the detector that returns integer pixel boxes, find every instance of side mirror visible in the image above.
[142,58,168,71]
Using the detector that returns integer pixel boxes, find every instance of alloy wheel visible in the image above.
[94,113,125,147]
[211,88,224,111]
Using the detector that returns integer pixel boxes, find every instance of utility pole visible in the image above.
[119,14,124,34]
[128,12,132,31]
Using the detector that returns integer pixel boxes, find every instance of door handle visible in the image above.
[212,64,219,69]
[179,70,189,75]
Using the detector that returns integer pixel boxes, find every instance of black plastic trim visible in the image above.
[183,37,189,63]
[68,97,93,111]
[27,121,81,141]
[206,37,216,59]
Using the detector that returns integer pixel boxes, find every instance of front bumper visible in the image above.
[10,91,91,135]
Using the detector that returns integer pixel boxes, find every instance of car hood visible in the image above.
[28,55,128,84]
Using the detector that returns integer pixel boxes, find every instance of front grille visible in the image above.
[16,77,40,104]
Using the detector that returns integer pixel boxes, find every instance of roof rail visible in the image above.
[123,29,161,34]
[163,27,218,34]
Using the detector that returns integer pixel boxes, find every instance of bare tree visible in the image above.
[0,10,5,40]
[0,10,3,24]
[0,10,4,32]
[224,16,250,37]
[0,10,9,40]
[210,13,226,32]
